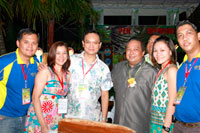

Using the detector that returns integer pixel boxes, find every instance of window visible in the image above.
[139,16,166,25]
[104,16,131,25]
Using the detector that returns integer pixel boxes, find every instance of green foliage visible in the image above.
[0,0,13,20]
[10,0,99,27]
[0,0,99,52]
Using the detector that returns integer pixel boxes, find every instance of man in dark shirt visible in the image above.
[112,37,157,133]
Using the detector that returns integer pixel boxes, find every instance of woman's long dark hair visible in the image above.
[47,41,71,73]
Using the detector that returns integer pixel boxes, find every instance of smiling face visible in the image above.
[153,41,172,67]
[82,33,102,56]
[177,24,200,54]
[16,33,38,61]
[55,46,68,67]
[126,40,145,67]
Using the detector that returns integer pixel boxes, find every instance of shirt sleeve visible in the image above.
[0,56,6,81]
[101,66,113,91]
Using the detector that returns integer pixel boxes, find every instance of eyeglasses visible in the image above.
[84,41,100,45]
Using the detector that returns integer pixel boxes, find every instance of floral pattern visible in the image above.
[24,67,68,133]
[42,101,53,113]
[66,52,113,121]
[45,115,54,124]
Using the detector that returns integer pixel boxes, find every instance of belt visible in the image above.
[178,121,200,128]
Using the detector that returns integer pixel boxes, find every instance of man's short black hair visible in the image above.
[82,30,101,42]
[127,37,145,52]
[149,32,162,37]
[176,20,198,34]
[17,28,40,42]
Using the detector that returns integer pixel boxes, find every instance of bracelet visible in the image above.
[162,125,170,132]
[102,117,107,121]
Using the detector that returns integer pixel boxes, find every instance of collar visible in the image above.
[16,48,35,64]
[183,52,200,63]
[80,51,100,64]
[127,58,145,69]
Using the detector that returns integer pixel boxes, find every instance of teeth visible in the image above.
[184,42,190,46]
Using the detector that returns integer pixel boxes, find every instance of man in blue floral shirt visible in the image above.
[66,30,113,122]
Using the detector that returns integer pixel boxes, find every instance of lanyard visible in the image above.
[184,57,199,85]
[127,61,146,79]
[154,60,171,84]
[82,58,96,80]
[54,67,64,89]
[21,64,30,88]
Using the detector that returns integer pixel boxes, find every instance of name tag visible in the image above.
[58,98,68,114]
[78,84,88,92]
[22,88,30,105]
[175,86,186,104]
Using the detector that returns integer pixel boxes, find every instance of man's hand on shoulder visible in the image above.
[38,62,48,72]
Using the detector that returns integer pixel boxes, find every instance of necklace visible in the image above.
[154,60,171,84]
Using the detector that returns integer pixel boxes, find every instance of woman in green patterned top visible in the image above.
[150,36,178,133]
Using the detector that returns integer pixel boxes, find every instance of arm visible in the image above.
[163,66,177,133]
[101,64,113,122]
[67,71,71,84]
[32,69,49,133]
[101,90,109,123]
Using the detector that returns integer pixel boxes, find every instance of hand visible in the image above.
[102,119,107,123]
[101,117,107,123]
[0,117,2,120]
[41,125,49,133]
[162,129,169,133]
[38,62,48,72]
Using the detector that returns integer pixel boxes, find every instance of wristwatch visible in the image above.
[162,125,170,132]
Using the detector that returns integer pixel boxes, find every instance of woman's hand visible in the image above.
[41,125,49,133]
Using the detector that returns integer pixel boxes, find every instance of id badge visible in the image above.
[78,84,88,99]
[175,86,186,104]
[78,84,88,92]
[22,88,30,105]
[58,98,68,114]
